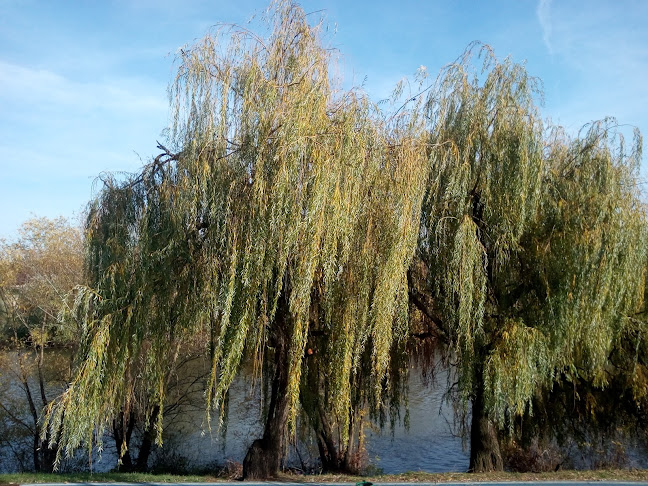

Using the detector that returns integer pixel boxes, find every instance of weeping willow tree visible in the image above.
[42,152,208,471]
[296,72,432,473]
[42,2,647,476]
[501,120,647,463]
[414,46,546,471]
[414,45,647,471]
[515,120,646,392]
[44,1,428,478]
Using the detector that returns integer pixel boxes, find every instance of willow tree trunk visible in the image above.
[113,412,135,471]
[302,340,363,474]
[242,301,292,479]
[113,405,159,472]
[134,405,160,472]
[314,407,362,474]
[469,366,503,472]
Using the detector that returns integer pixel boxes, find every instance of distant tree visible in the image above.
[0,217,83,344]
[0,216,83,471]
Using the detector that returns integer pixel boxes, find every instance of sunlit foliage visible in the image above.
[415,46,646,470]
[40,1,647,475]
[0,217,83,471]
[44,1,428,469]
[0,217,83,345]
[419,46,545,409]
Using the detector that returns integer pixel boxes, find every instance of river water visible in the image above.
[140,363,468,474]
[0,349,467,473]
[2,350,646,474]
[364,371,468,473]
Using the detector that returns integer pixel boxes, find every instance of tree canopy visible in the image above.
[414,47,645,470]
[0,216,83,345]
[42,0,647,477]
[45,1,428,476]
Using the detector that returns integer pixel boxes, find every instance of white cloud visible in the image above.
[0,60,167,115]
[0,60,170,237]
[534,2,648,144]
[536,0,553,55]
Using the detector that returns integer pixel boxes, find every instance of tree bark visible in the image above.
[242,300,292,479]
[313,405,362,474]
[469,366,503,472]
[18,352,41,472]
[113,411,135,471]
[113,405,159,472]
[36,344,56,472]
[134,405,159,472]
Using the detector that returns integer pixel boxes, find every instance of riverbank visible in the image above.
[3,469,648,485]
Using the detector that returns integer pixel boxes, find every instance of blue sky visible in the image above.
[1,0,646,238]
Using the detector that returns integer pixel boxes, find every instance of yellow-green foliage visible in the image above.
[420,46,545,405]
[44,0,428,464]
[43,2,648,466]
[419,45,646,427]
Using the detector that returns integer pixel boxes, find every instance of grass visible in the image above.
[291,469,648,483]
[2,469,648,485]
[0,473,218,485]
